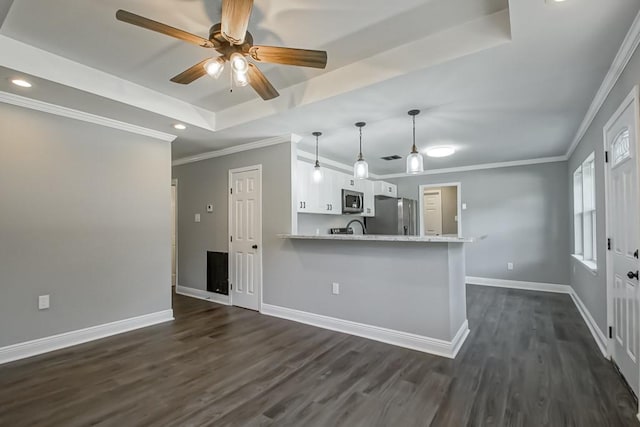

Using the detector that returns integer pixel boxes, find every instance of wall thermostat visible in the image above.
[206,204,213,213]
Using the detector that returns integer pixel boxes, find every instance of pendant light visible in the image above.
[353,122,369,179]
[312,131,323,183]
[406,109,424,174]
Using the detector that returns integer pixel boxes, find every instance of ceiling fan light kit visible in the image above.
[406,109,424,174]
[204,58,225,79]
[115,0,327,101]
[354,122,369,180]
[312,131,323,183]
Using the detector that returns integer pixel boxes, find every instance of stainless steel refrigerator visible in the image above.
[367,196,419,235]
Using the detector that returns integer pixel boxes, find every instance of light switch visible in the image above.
[194,213,201,223]
[38,295,50,310]
[332,282,340,295]
[462,203,467,210]
[507,262,514,271]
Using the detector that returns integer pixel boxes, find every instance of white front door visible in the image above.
[424,190,443,236]
[229,167,262,311]
[606,88,640,397]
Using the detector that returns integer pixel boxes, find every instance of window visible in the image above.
[573,153,597,271]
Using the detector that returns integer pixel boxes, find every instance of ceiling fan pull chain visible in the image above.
[229,66,233,93]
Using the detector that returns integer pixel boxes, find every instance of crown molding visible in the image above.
[566,10,640,158]
[297,150,382,179]
[375,155,567,179]
[172,135,293,166]
[0,90,176,142]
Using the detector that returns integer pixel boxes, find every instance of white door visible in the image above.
[606,89,640,397]
[230,167,262,311]
[171,183,177,287]
[424,190,443,236]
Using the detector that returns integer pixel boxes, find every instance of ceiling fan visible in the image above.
[115,0,328,101]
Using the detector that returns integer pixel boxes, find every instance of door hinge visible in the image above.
[605,151,609,163]
[607,238,611,251]
[609,326,613,339]
[634,249,639,259]
[230,188,233,194]
[230,283,233,290]
[230,236,233,242]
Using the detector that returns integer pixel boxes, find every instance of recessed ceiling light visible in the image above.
[173,123,187,130]
[426,146,456,158]
[11,79,32,88]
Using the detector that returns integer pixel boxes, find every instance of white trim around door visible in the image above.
[228,165,264,311]
[419,182,462,238]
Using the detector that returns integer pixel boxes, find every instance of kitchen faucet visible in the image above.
[346,219,367,235]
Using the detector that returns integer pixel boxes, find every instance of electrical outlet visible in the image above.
[332,282,340,295]
[38,295,50,310]
[194,213,201,223]
[507,262,514,271]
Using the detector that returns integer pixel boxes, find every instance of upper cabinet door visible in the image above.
[362,180,375,217]
[373,181,397,198]
[297,162,318,213]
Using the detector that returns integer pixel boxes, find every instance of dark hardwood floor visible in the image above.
[0,285,638,426]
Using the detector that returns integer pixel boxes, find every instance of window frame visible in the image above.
[572,152,597,273]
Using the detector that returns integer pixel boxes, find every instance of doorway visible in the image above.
[229,165,263,311]
[604,86,640,399]
[419,183,462,237]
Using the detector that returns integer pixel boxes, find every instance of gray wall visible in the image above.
[0,103,172,347]
[174,143,466,339]
[389,161,570,285]
[172,142,293,292]
[568,44,640,334]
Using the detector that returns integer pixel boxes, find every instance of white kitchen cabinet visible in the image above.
[297,161,380,216]
[362,180,375,217]
[373,181,397,198]
[296,161,317,213]
[296,162,341,215]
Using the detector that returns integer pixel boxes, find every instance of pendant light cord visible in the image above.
[412,114,417,153]
[359,127,363,160]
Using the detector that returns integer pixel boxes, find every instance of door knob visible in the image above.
[628,271,639,280]
[252,244,258,249]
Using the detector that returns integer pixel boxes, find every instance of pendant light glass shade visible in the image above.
[312,132,323,183]
[406,109,424,174]
[353,122,369,179]
[312,162,323,183]
[406,151,424,174]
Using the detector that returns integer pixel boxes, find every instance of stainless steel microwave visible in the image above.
[342,189,364,214]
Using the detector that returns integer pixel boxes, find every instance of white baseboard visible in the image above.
[466,276,609,359]
[569,289,608,358]
[261,303,469,359]
[176,285,230,306]
[0,309,174,365]
[451,320,471,358]
[466,276,572,294]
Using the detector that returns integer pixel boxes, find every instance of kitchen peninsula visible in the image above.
[275,231,471,358]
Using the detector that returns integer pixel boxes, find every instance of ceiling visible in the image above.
[0,0,639,175]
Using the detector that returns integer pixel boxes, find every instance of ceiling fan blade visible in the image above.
[249,46,327,69]
[221,0,253,45]
[116,10,216,48]
[170,58,213,84]
[247,64,279,100]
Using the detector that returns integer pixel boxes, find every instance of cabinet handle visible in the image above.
[330,204,333,210]
[300,201,303,209]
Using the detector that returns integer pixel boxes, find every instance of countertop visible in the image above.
[278,234,472,243]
